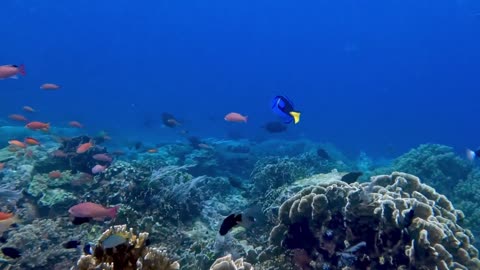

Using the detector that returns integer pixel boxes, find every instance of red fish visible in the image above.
[76,141,93,154]
[224,112,248,123]
[8,114,27,122]
[0,64,25,79]
[48,170,62,179]
[25,137,40,145]
[68,121,83,128]
[51,150,68,158]
[26,121,50,131]
[40,83,60,90]
[8,140,26,148]
[92,153,112,162]
[0,212,12,221]
[68,202,119,221]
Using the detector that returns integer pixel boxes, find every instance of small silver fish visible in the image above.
[102,234,127,249]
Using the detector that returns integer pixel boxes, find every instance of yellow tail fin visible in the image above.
[289,111,301,124]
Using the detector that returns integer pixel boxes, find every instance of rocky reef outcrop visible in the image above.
[261,171,480,270]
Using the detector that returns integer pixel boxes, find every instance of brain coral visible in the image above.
[267,172,480,270]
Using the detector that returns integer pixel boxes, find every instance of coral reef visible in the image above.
[34,135,111,174]
[264,171,480,270]
[209,254,253,270]
[0,218,89,270]
[391,144,471,196]
[77,224,179,270]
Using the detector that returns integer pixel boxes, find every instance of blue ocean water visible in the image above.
[1,0,480,158]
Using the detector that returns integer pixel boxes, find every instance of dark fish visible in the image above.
[71,216,92,225]
[263,121,287,133]
[219,214,243,236]
[271,96,301,124]
[187,136,203,149]
[341,172,363,184]
[402,209,415,228]
[162,112,179,128]
[1,247,21,259]
[63,240,81,249]
[466,148,480,161]
[316,148,330,160]
[83,243,93,255]
[134,142,143,150]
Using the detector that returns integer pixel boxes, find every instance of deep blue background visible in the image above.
[1,0,479,158]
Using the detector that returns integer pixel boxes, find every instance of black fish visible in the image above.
[263,121,287,133]
[219,214,243,236]
[187,136,203,149]
[72,216,92,225]
[134,141,143,150]
[341,172,363,184]
[1,247,21,259]
[316,148,330,160]
[83,243,93,255]
[63,240,81,249]
[402,209,415,228]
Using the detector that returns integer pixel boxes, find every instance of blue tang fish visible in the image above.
[271,96,301,124]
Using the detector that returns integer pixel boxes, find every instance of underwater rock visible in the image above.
[34,135,110,174]
[266,171,480,270]
[0,147,15,163]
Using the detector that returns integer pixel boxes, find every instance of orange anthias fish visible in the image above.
[25,137,40,145]
[8,140,26,148]
[0,215,19,235]
[77,141,93,154]
[0,163,4,170]
[22,106,35,113]
[224,112,248,123]
[68,121,83,128]
[48,170,62,179]
[147,148,158,153]
[40,83,60,90]
[0,212,13,221]
[8,114,27,122]
[26,121,50,131]
[0,64,25,79]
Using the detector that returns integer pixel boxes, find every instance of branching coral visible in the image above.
[266,171,480,270]
[209,254,253,270]
[77,224,179,270]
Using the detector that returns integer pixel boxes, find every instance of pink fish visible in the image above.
[91,164,107,174]
[92,153,112,163]
[224,112,248,123]
[68,202,119,221]
[0,64,25,79]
